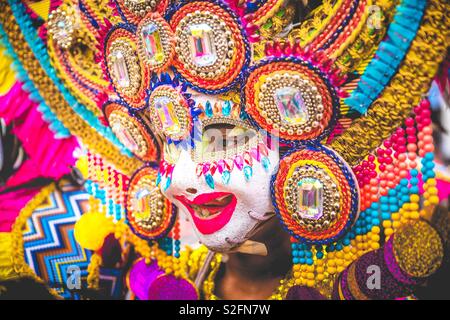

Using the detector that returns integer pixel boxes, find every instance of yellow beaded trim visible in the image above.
[0,4,142,175]
[289,0,345,47]
[334,0,396,74]
[330,0,450,166]
[199,251,295,300]
[86,253,102,289]
[5,183,61,298]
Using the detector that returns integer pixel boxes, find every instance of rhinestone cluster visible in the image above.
[258,73,325,135]
[137,12,175,72]
[109,112,147,156]
[47,7,76,49]
[285,166,340,232]
[127,166,175,240]
[175,12,234,78]
[148,85,191,141]
[107,39,142,97]
[245,60,336,142]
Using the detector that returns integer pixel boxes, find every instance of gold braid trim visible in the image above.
[334,0,397,74]
[0,3,141,175]
[47,2,108,118]
[290,0,345,46]
[6,183,62,298]
[253,5,296,61]
[330,0,450,166]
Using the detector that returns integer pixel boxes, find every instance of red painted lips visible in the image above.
[175,192,237,234]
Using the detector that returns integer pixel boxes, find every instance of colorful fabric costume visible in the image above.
[0,0,449,300]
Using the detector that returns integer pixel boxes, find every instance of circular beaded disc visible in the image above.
[272,145,359,244]
[137,12,176,72]
[126,166,176,240]
[104,25,149,110]
[115,0,170,24]
[147,85,192,142]
[103,101,160,162]
[169,0,250,93]
[243,58,339,144]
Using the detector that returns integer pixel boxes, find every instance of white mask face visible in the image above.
[161,123,279,252]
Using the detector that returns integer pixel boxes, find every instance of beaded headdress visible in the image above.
[0,0,449,299]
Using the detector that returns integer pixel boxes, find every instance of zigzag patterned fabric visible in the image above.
[22,182,91,299]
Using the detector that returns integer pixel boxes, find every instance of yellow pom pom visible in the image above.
[74,212,114,251]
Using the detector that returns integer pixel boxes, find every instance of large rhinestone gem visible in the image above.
[132,187,158,221]
[297,177,324,220]
[141,23,164,64]
[112,121,138,152]
[154,96,181,135]
[112,51,130,88]
[273,87,308,124]
[188,23,217,67]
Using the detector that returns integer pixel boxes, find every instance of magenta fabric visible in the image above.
[129,259,165,300]
[0,186,41,232]
[0,82,78,231]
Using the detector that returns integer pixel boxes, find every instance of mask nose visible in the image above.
[165,150,203,196]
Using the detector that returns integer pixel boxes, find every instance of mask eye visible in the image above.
[196,122,257,162]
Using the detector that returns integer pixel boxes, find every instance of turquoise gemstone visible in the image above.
[243,165,253,181]
[164,176,171,191]
[261,156,270,172]
[155,172,161,186]
[205,101,213,117]
[205,173,215,189]
[222,100,231,116]
[221,170,231,185]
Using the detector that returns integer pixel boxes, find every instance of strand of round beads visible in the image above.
[415,100,439,212]
[172,217,182,278]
